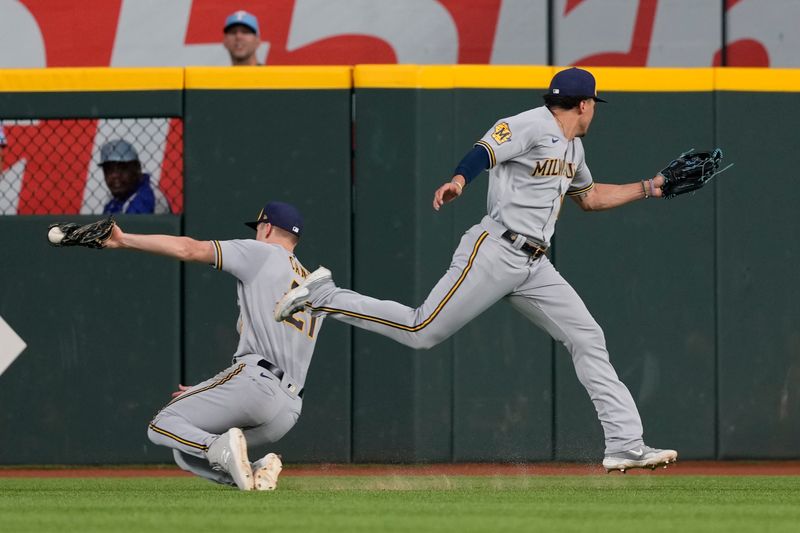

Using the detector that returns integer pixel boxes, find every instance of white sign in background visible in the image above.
[0,315,26,377]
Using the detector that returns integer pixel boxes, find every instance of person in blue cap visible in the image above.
[99,201,318,491]
[276,67,677,474]
[223,10,261,66]
[99,139,170,214]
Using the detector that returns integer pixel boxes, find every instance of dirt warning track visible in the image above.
[2,461,800,478]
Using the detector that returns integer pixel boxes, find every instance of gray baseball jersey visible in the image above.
[476,105,594,247]
[217,239,321,387]
[299,104,648,456]
[148,239,319,485]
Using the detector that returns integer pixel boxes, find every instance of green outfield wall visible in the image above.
[0,66,797,464]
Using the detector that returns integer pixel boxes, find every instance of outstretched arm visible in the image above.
[104,224,214,264]
[571,175,665,211]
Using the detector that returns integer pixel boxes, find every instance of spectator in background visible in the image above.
[223,10,261,66]
[0,125,6,166]
[100,139,170,215]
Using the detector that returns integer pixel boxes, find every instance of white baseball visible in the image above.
[48,226,65,244]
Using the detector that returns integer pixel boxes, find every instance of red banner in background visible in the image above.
[18,0,122,67]
[160,119,184,215]
[13,120,96,215]
[8,0,788,69]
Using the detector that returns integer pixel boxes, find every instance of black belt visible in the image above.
[502,230,548,259]
[257,359,304,398]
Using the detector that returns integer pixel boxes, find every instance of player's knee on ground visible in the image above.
[172,449,195,473]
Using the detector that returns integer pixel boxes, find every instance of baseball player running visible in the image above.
[277,68,677,473]
[101,201,318,490]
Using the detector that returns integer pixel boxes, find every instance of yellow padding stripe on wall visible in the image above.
[355,65,716,90]
[715,68,800,92]
[0,68,183,92]
[185,66,352,89]
[355,66,800,92]
[0,66,351,92]
[580,67,715,92]
[354,65,554,89]
[1,66,799,93]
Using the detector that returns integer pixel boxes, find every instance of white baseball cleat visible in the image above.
[206,428,255,490]
[603,445,678,473]
[274,266,332,321]
[252,452,283,491]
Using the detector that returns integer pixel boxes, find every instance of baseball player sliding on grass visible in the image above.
[277,67,677,473]
[103,202,316,490]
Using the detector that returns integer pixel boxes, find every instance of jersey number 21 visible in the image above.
[284,280,318,339]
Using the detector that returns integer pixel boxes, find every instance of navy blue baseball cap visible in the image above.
[547,67,607,103]
[224,10,259,35]
[245,201,303,236]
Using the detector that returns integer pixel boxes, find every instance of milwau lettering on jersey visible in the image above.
[532,159,576,178]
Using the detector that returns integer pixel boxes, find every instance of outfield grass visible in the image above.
[1,476,799,533]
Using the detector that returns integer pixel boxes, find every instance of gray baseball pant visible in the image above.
[308,215,644,454]
[147,354,302,484]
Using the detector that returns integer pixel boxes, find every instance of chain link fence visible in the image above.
[0,118,183,215]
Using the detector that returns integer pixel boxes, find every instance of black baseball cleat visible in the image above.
[274,266,332,321]
[603,445,677,473]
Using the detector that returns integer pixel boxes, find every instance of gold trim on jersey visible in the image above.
[309,232,489,331]
[148,423,209,451]
[475,141,496,168]
[566,182,594,196]
[164,363,246,407]
[213,240,223,271]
